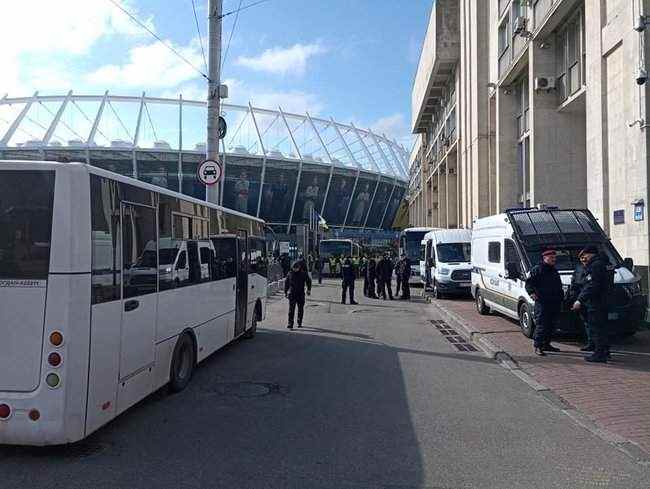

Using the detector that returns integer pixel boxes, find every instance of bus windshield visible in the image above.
[0,171,55,280]
[320,241,352,258]
[436,243,471,263]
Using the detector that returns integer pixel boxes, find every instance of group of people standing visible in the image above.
[524,245,614,363]
[361,253,412,301]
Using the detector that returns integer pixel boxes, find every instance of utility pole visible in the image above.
[206,0,222,204]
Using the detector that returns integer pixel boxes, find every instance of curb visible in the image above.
[427,297,650,465]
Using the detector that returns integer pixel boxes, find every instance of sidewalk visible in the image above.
[429,295,650,460]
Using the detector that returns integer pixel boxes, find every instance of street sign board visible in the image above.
[197,159,222,186]
[219,116,227,139]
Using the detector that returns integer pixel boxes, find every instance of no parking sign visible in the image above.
[197,159,222,186]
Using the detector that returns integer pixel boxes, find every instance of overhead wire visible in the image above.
[219,0,272,19]
[107,0,209,81]
[191,0,209,74]
[221,0,244,71]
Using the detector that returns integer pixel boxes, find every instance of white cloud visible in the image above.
[369,113,409,139]
[236,43,326,76]
[85,39,204,90]
[0,0,152,95]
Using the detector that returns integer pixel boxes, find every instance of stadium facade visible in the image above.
[0,93,409,236]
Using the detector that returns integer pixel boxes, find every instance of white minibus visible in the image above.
[0,160,268,446]
[422,229,472,298]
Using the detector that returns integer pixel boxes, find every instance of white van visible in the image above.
[422,229,472,298]
[471,208,646,338]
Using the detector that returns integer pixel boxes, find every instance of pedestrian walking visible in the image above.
[360,257,369,296]
[341,256,358,305]
[366,257,378,299]
[280,253,291,277]
[378,253,394,300]
[316,254,323,285]
[567,251,591,351]
[397,253,411,300]
[284,261,312,329]
[571,245,614,363]
[376,255,386,299]
[525,249,564,356]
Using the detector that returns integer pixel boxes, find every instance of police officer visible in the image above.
[567,251,592,351]
[360,256,369,296]
[284,261,312,329]
[397,252,411,300]
[525,249,563,356]
[366,257,378,299]
[572,245,613,363]
[341,256,358,305]
[378,253,394,300]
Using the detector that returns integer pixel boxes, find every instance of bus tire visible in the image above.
[169,333,196,393]
[244,306,260,339]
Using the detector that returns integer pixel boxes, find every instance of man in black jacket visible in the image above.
[396,253,411,300]
[567,251,592,351]
[341,256,358,305]
[572,246,613,363]
[525,249,564,356]
[284,261,312,329]
[378,253,394,300]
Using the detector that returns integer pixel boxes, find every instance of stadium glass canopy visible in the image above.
[0,92,408,231]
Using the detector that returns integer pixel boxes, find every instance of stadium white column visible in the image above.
[206,0,222,204]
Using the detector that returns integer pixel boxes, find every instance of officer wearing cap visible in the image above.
[525,249,564,356]
[567,250,592,351]
[571,245,613,363]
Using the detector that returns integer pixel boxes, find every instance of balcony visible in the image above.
[411,0,460,134]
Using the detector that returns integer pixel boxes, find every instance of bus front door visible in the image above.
[235,230,249,337]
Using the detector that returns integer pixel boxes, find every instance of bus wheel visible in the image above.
[519,303,535,339]
[169,333,195,393]
[244,311,258,340]
[476,290,489,315]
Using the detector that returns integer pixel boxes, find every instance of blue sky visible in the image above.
[1,0,432,146]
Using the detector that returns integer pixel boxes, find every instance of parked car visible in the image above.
[471,207,646,338]
[422,228,472,298]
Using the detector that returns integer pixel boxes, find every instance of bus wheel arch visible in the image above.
[169,330,197,393]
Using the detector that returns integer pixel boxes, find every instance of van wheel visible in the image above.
[519,303,535,338]
[244,314,258,340]
[169,333,195,393]
[433,281,443,300]
[476,290,489,315]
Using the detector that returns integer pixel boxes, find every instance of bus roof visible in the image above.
[0,160,265,224]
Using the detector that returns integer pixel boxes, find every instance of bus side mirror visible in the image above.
[623,257,634,271]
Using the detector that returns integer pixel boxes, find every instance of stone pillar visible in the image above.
[496,87,520,210]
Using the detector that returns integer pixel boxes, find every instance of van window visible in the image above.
[488,242,501,263]
[504,240,519,265]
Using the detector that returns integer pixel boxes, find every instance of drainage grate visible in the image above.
[430,319,478,352]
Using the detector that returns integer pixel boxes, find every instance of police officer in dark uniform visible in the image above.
[572,245,613,363]
[378,253,394,300]
[525,249,564,356]
[397,253,411,300]
[567,251,592,351]
[366,257,378,299]
[341,256,358,305]
[284,261,312,329]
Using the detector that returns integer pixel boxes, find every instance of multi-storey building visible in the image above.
[411,0,650,287]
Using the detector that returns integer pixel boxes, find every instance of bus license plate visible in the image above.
[608,312,619,320]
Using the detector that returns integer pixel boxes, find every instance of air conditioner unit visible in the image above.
[513,16,527,36]
[534,76,556,91]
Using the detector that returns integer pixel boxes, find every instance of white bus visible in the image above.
[318,239,361,275]
[398,227,435,285]
[0,160,268,446]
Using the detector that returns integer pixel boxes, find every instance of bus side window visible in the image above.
[212,237,237,280]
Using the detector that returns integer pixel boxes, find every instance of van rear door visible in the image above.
[0,170,55,392]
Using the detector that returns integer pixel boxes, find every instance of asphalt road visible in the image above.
[1,279,649,489]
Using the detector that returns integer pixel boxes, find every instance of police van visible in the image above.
[422,229,472,298]
[471,207,646,338]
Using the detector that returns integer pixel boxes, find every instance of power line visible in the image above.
[221,0,244,71]
[219,0,272,20]
[191,0,209,73]
[107,0,209,81]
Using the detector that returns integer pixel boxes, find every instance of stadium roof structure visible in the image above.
[0,92,409,181]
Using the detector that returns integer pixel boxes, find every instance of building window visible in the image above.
[515,78,529,137]
[556,9,585,103]
[498,19,509,56]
